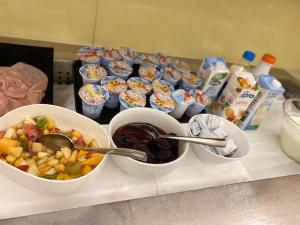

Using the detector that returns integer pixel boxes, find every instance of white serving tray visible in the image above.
[1,99,300,220]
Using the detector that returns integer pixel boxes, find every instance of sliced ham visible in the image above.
[0,62,48,117]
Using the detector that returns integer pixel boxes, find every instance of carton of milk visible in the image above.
[213,71,259,124]
[198,57,230,100]
[238,75,285,130]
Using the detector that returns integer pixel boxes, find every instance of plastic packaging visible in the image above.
[169,89,195,119]
[78,84,109,119]
[161,66,182,87]
[77,46,102,65]
[152,79,174,96]
[138,66,162,82]
[79,64,107,85]
[108,61,133,80]
[185,90,212,117]
[119,47,136,65]
[149,92,175,113]
[119,90,146,111]
[180,72,203,91]
[101,76,127,108]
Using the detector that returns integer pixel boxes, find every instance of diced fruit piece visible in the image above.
[27,164,40,176]
[47,117,56,129]
[71,130,81,138]
[77,150,88,158]
[45,168,57,175]
[9,147,23,157]
[6,154,16,163]
[0,131,5,138]
[56,173,65,180]
[4,128,17,139]
[0,138,18,155]
[37,157,48,166]
[82,165,93,175]
[83,136,93,146]
[81,154,103,166]
[14,157,27,167]
[89,139,98,148]
[47,159,59,166]
[31,142,43,152]
[18,140,28,150]
[55,151,63,159]
[42,173,57,180]
[61,147,71,159]
[37,152,48,158]
[39,165,52,175]
[66,162,82,176]
[35,116,48,128]
[50,128,60,133]
[74,136,85,147]
[17,165,29,172]
[71,136,78,142]
[16,129,24,136]
[69,150,78,162]
[55,163,65,172]
[43,129,49,134]
[24,118,37,125]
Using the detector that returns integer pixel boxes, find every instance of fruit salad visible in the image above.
[0,116,103,180]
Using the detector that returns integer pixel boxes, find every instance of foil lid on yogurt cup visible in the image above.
[119,90,146,108]
[79,84,108,105]
[101,76,127,94]
[77,46,102,63]
[127,77,152,94]
[79,64,107,81]
[182,72,202,86]
[139,66,161,81]
[161,66,182,82]
[189,89,211,105]
[102,48,122,61]
[119,47,136,60]
[172,59,191,73]
[150,92,175,113]
[108,61,133,76]
[171,89,195,105]
[152,79,174,96]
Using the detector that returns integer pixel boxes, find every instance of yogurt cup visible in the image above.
[108,61,133,80]
[185,89,212,117]
[135,54,159,68]
[155,53,173,68]
[149,92,175,114]
[138,66,162,82]
[127,77,152,95]
[172,59,192,74]
[78,84,109,119]
[119,90,146,111]
[169,89,195,119]
[180,72,203,91]
[79,64,107,85]
[119,47,136,65]
[152,79,174,96]
[77,46,102,65]
[161,66,182,87]
[101,76,127,108]
[100,48,122,68]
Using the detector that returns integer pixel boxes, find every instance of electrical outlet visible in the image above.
[53,59,74,84]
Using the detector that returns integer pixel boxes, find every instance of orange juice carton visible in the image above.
[213,71,259,124]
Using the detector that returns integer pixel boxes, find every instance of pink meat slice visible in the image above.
[12,62,48,91]
[0,91,8,116]
[6,97,29,112]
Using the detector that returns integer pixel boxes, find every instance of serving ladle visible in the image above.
[36,133,147,162]
[127,123,227,147]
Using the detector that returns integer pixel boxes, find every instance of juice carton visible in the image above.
[238,75,285,130]
[198,57,230,100]
[213,71,259,124]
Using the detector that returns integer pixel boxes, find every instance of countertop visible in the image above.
[1,68,300,224]
[1,175,300,225]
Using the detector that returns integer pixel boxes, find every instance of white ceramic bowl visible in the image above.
[0,104,110,195]
[188,114,249,164]
[108,108,189,178]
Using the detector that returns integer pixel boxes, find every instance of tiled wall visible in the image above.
[0,0,299,70]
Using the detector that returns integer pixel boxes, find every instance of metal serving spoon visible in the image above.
[127,123,227,147]
[36,133,147,162]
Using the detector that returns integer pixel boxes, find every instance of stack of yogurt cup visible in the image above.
[77,45,212,120]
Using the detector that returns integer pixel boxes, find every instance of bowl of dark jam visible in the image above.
[109,108,189,178]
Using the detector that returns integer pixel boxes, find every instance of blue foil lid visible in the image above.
[258,75,285,93]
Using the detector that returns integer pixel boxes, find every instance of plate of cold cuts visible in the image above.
[0,43,53,116]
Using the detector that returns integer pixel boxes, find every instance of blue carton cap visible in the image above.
[242,50,256,62]
[202,57,226,70]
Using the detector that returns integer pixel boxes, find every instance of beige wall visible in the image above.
[0,0,299,70]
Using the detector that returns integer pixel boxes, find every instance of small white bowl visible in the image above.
[188,114,249,164]
[108,108,189,178]
[0,104,110,195]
